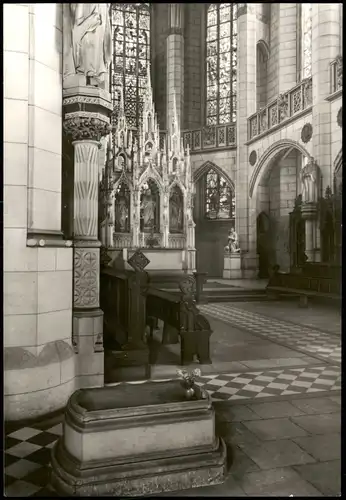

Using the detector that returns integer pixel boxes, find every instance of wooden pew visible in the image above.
[266,264,341,307]
[146,277,213,365]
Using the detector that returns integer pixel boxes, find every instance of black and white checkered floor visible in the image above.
[4,303,341,497]
[5,365,341,497]
[199,303,341,365]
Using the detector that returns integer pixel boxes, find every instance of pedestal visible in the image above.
[51,380,227,496]
[223,253,242,279]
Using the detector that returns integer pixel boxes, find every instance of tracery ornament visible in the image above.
[277,93,289,121]
[74,249,99,308]
[302,78,313,107]
[206,3,237,125]
[301,123,313,144]
[111,3,151,128]
[63,112,111,142]
[204,169,235,220]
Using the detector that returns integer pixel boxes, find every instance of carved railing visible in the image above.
[182,123,236,152]
[248,77,313,141]
[330,55,342,94]
[168,233,186,249]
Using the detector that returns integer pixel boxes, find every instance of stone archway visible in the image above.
[193,162,235,278]
[249,141,310,274]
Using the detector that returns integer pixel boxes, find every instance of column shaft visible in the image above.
[166,4,184,129]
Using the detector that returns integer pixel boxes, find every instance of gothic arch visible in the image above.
[193,161,235,192]
[249,139,312,198]
[257,39,270,60]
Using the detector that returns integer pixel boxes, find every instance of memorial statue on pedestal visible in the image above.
[225,228,241,253]
[63,4,112,87]
[300,159,321,204]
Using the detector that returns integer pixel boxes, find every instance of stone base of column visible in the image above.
[223,253,242,279]
[73,309,104,389]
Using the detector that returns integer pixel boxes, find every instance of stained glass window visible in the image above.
[206,4,237,125]
[111,3,151,128]
[204,169,235,220]
[301,4,312,79]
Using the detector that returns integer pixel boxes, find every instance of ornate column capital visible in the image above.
[63,87,112,143]
[63,112,112,142]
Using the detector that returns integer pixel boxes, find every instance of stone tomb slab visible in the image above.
[51,380,227,496]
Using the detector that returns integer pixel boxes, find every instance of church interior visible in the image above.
[4,3,342,497]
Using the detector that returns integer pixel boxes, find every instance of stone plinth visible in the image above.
[223,253,242,279]
[51,380,227,496]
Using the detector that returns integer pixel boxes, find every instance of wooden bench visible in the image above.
[266,269,341,307]
[146,282,212,365]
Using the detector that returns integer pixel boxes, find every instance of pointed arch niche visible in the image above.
[140,179,160,233]
[169,185,184,234]
[114,182,131,233]
[194,163,235,277]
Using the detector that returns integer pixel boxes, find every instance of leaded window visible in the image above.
[301,4,312,79]
[204,169,235,220]
[111,3,151,128]
[206,3,237,125]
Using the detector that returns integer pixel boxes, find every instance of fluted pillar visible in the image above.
[63,90,112,388]
[166,4,184,129]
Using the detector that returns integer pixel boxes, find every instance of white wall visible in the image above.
[4,3,75,421]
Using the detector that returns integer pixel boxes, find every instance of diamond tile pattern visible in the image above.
[199,304,341,364]
[5,422,63,497]
[195,365,341,401]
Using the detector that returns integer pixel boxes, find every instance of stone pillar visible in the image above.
[166,4,184,129]
[63,89,112,388]
[236,5,257,277]
[301,203,319,262]
[311,4,341,186]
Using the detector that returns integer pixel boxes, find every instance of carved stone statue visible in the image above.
[225,228,241,253]
[300,159,321,204]
[142,189,156,230]
[63,4,112,87]
[169,191,183,232]
[115,196,127,232]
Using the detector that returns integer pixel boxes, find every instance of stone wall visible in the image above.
[267,4,280,102]
[153,4,169,129]
[184,3,203,129]
[4,4,75,421]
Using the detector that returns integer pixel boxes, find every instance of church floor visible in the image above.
[4,300,341,497]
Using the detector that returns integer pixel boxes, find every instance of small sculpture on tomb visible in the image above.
[63,4,112,87]
[225,227,241,253]
[300,158,321,204]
